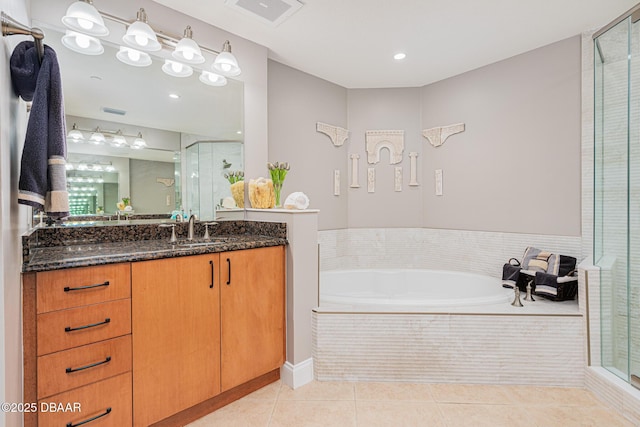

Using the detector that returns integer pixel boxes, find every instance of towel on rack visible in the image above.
[10,41,69,218]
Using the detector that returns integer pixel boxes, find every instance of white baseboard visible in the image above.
[281,358,314,389]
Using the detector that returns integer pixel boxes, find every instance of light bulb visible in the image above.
[135,34,149,47]
[171,62,183,73]
[128,49,140,62]
[183,50,194,61]
[221,63,231,72]
[77,18,94,30]
[75,34,90,49]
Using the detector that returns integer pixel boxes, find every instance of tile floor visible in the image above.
[186,380,637,427]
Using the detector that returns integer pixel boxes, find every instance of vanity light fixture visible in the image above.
[60,6,241,86]
[61,30,104,55]
[110,130,128,148]
[67,124,148,150]
[89,128,106,145]
[116,46,152,67]
[212,40,241,77]
[67,123,84,142]
[199,70,227,87]
[61,0,109,37]
[162,59,193,78]
[172,26,205,64]
[131,133,147,149]
[122,8,161,52]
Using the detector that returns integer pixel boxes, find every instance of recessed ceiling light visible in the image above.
[169,93,180,99]
[394,53,406,60]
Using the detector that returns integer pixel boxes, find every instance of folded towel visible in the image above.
[11,41,69,218]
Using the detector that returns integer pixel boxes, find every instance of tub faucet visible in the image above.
[187,214,197,241]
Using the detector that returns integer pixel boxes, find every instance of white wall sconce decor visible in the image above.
[316,122,349,147]
[367,168,375,193]
[409,152,419,186]
[365,130,404,164]
[395,167,402,192]
[422,123,465,147]
[350,154,360,188]
[156,178,175,187]
[334,170,340,196]
[60,2,241,87]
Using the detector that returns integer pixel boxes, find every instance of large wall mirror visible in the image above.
[33,6,244,222]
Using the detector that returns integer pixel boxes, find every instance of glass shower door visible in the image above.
[594,16,631,384]
[594,11,640,389]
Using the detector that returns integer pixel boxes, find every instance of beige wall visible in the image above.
[347,88,424,228]
[420,36,582,235]
[267,60,348,230]
[1,1,31,425]
[268,36,582,235]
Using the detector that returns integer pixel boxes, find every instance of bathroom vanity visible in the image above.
[21,221,287,427]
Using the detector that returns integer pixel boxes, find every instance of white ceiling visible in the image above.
[152,0,638,88]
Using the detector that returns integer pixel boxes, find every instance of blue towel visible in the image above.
[11,41,69,218]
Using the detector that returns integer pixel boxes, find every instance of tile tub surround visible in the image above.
[318,228,582,276]
[312,311,584,387]
[22,220,287,272]
[185,380,635,427]
[316,228,585,387]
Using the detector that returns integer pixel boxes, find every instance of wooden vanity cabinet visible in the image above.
[131,254,221,427]
[24,244,285,427]
[24,263,133,427]
[221,245,286,391]
[131,245,285,426]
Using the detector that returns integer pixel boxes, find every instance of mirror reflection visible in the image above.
[32,20,245,222]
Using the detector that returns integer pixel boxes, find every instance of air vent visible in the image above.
[102,107,126,116]
[225,0,303,27]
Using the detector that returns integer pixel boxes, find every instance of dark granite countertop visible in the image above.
[22,220,287,273]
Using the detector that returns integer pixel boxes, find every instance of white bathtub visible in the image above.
[314,268,584,386]
[320,269,512,308]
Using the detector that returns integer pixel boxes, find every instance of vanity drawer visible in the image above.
[38,372,132,427]
[38,335,132,399]
[37,263,131,314]
[37,299,131,356]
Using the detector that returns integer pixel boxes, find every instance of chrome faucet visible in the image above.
[187,214,197,241]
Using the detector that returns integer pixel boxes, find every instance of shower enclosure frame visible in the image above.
[593,2,640,391]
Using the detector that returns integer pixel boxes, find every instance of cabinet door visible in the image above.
[132,254,220,427]
[221,246,285,391]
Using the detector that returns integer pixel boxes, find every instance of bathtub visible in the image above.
[320,269,512,308]
[313,268,584,386]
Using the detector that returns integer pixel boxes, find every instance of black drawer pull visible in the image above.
[67,407,111,427]
[210,260,215,289]
[64,281,109,292]
[65,356,111,374]
[226,258,231,285]
[65,318,110,333]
